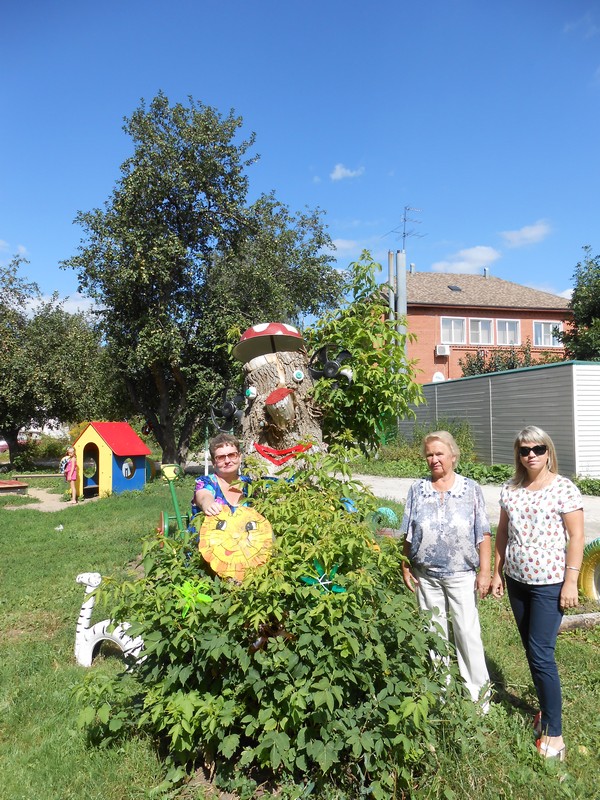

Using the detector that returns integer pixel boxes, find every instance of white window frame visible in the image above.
[469,318,494,345]
[534,321,563,348]
[496,319,520,346]
[441,316,466,344]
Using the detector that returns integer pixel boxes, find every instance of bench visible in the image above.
[16,473,63,480]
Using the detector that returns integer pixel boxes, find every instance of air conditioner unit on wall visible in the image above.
[436,344,451,357]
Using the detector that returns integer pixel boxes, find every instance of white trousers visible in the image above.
[414,568,490,706]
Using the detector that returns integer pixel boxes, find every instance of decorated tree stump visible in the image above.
[232,323,324,470]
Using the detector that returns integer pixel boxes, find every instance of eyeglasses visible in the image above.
[519,445,547,457]
[214,451,241,464]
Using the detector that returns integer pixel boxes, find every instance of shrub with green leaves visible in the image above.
[76,448,471,797]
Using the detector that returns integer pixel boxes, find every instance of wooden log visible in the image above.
[559,612,600,632]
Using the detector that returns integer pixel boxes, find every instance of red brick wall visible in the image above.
[406,306,570,384]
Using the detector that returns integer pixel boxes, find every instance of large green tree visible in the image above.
[558,245,600,360]
[0,257,107,463]
[62,92,342,464]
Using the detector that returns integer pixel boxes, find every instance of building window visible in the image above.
[469,318,493,345]
[441,317,466,344]
[534,321,563,347]
[497,320,520,345]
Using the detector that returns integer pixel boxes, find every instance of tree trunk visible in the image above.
[240,350,322,470]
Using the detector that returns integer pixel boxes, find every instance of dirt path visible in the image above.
[4,487,99,512]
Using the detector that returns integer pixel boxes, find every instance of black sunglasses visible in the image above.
[519,445,547,457]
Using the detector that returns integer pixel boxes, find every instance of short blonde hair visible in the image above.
[422,430,460,465]
[510,425,558,487]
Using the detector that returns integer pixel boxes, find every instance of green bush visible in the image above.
[574,476,600,496]
[35,433,70,459]
[411,417,476,463]
[456,462,513,485]
[76,448,472,797]
[11,440,38,471]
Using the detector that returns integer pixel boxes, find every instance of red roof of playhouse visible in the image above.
[79,422,152,456]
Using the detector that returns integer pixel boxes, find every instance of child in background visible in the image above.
[64,446,78,505]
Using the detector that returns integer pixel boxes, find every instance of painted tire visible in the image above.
[367,506,400,531]
[578,538,600,601]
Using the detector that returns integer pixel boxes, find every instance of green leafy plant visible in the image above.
[459,339,563,377]
[574,476,600,496]
[75,447,472,797]
[305,252,424,455]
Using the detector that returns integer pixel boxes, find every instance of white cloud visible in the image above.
[564,12,600,39]
[500,219,551,248]
[330,163,365,181]
[431,245,501,274]
[24,292,100,317]
[0,239,9,252]
[60,293,99,315]
[330,238,361,256]
[523,282,572,299]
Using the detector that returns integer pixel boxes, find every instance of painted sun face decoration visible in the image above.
[196,506,273,582]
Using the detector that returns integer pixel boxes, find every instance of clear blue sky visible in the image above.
[2,0,599,311]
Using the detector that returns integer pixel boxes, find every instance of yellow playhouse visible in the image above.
[73,422,152,498]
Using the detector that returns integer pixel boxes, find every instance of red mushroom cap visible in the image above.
[232,322,304,363]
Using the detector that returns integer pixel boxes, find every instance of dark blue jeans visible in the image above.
[506,576,564,737]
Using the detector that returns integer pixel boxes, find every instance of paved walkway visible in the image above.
[355,475,600,545]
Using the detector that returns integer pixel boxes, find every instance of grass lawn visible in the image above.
[0,474,598,799]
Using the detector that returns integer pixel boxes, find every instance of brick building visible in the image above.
[405,270,572,383]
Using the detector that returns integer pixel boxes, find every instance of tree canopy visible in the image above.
[558,246,600,360]
[0,257,106,462]
[62,92,343,463]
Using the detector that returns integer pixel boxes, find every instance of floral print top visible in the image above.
[191,473,251,515]
[401,474,490,577]
[499,474,582,585]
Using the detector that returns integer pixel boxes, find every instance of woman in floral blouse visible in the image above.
[401,430,492,711]
[491,426,584,761]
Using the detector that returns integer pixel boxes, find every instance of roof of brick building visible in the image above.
[406,272,570,311]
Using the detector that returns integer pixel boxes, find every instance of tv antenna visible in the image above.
[382,206,426,250]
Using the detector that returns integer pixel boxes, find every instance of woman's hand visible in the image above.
[560,578,579,609]
[490,573,504,598]
[476,572,491,599]
[202,501,222,517]
[402,565,419,593]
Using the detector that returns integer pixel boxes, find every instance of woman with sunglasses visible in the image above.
[491,426,584,761]
[192,433,250,516]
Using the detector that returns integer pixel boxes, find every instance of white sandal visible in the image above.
[537,739,566,761]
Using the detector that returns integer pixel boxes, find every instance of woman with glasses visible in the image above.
[401,430,492,712]
[491,426,584,761]
[192,434,250,516]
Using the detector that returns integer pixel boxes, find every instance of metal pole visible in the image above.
[395,250,407,337]
[388,250,394,322]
